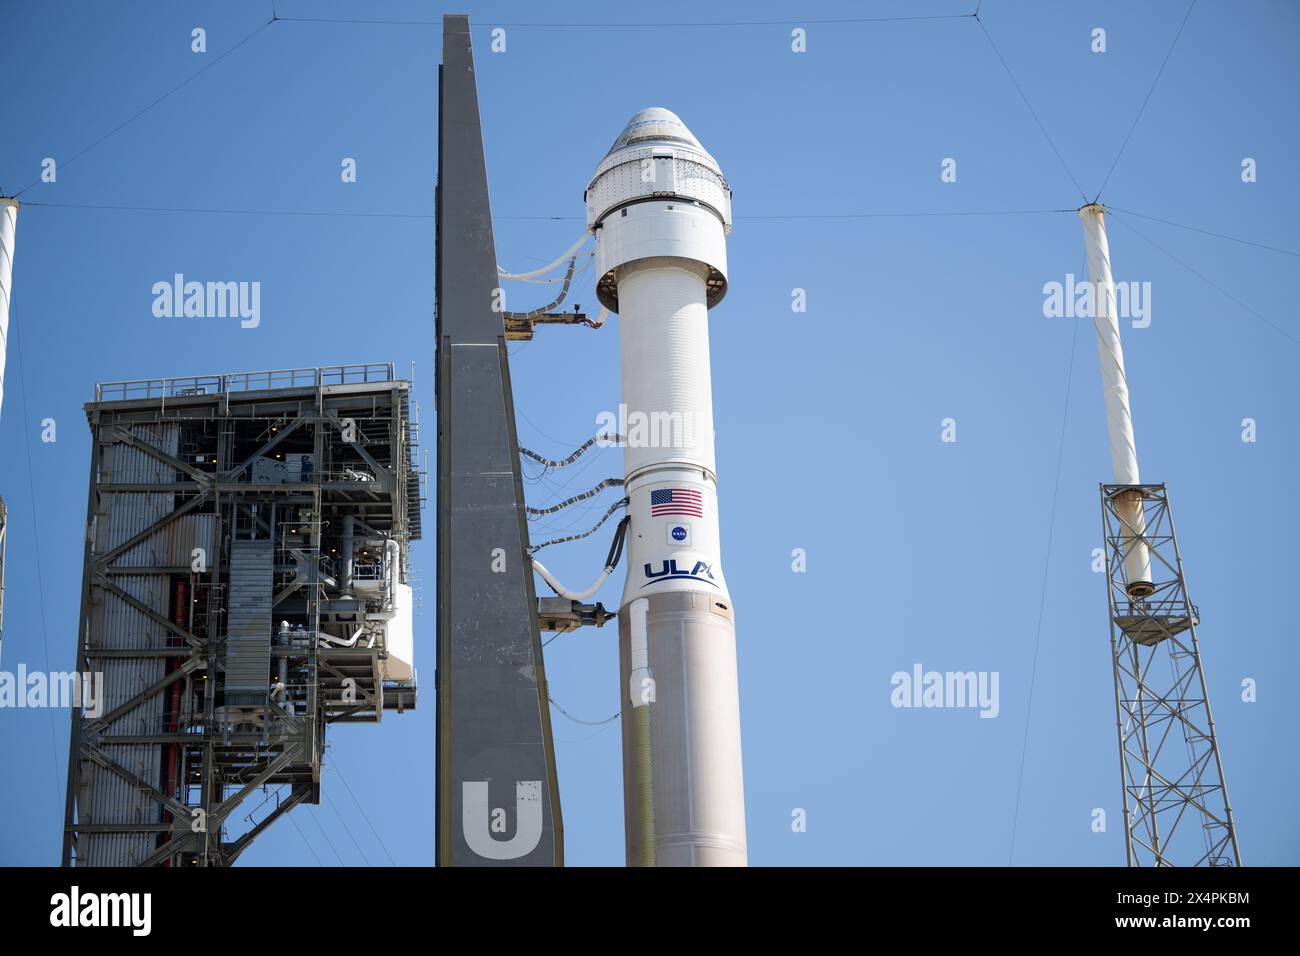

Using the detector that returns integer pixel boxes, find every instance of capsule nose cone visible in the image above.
[605,107,705,156]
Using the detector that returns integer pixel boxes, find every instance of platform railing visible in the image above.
[95,363,398,402]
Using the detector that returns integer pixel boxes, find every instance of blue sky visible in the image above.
[1,0,1297,866]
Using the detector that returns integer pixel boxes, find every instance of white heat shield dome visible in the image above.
[603,107,709,157]
[617,258,717,479]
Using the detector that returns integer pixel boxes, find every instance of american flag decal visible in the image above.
[650,487,704,517]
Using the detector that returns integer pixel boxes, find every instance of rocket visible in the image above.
[586,108,747,866]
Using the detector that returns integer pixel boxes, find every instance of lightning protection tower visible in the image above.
[1081,204,1241,867]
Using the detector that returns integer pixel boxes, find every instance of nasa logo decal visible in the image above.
[672,526,687,541]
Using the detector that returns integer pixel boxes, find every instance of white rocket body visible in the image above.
[0,198,19,418]
[587,109,747,866]
[1079,204,1153,596]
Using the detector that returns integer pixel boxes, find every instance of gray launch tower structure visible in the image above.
[62,364,421,866]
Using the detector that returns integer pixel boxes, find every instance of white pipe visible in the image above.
[318,625,366,648]
[627,597,655,865]
[384,537,400,606]
[1079,204,1152,595]
[531,557,612,601]
[340,513,355,596]
[0,198,18,419]
[627,598,652,707]
[504,253,594,284]
[1080,205,1140,484]
[497,229,592,280]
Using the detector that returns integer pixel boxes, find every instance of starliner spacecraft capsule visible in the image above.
[587,108,747,866]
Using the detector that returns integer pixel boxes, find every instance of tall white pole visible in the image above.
[1079,203,1153,596]
[587,108,747,866]
[0,198,18,419]
[0,198,15,665]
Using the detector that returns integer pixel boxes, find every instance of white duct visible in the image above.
[384,582,415,681]
[497,229,591,280]
[627,598,652,707]
[319,625,366,648]
[383,539,414,682]
[340,513,355,596]
[1079,204,1153,596]
[530,557,613,601]
[0,198,18,418]
[627,598,655,866]
[348,538,417,681]
[385,538,400,601]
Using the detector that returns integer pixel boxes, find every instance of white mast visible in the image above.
[0,198,16,664]
[1079,203,1153,596]
[0,198,18,418]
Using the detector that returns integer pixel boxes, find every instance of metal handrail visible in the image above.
[95,363,398,402]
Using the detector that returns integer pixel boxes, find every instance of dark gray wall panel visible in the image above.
[435,14,563,867]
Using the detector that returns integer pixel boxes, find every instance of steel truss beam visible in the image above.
[1101,483,1241,867]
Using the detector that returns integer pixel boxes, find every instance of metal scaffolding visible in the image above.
[1100,483,1241,867]
[62,364,422,866]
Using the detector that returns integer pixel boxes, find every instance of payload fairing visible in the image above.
[587,109,747,866]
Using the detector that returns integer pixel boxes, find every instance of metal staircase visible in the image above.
[224,539,274,706]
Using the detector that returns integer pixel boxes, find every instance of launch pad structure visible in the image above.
[61,364,421,866]
[0,11,1244,870]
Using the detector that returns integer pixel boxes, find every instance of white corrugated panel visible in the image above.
[78,423,178,866]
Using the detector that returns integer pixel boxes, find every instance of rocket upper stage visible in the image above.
[587,109,732,311]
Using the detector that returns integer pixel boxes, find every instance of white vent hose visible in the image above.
[531,557,612,601]
[498,229,592,280]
